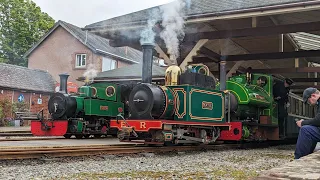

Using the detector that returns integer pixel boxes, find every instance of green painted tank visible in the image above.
[77,82,124,117]
[168,85,225,123]
[217,73,275,121]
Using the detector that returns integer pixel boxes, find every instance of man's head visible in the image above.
[284,78,294,87]
[303,88,320,105]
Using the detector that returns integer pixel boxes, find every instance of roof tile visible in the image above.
[85,0,312,29]
[0,63,55,93]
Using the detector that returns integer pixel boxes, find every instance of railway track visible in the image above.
[0,137,64,141]
[0,132,33,136]
[0,144,241,160]
[0,136,117,141]
[0,138,297,160]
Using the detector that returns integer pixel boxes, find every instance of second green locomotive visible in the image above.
[31,74,126,138]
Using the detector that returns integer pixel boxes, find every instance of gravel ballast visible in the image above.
[0,145,296,180]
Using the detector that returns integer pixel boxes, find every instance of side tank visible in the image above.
[77,82,124,117]
[217,73,274,120]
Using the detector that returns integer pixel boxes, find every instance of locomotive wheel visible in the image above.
[164,141,175,146]
[63,134,72,139]
[94,134,102,138]
[75,134,83,139]
[84,134,90,139]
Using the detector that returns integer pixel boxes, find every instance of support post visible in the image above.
[220,61,227,91]
[252,17,257,28]
[315,72,318,86]
[279,34,284,52]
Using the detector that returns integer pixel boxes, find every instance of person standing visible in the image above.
[273,78,294,137]
[295,87,320,159]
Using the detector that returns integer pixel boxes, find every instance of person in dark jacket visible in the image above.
[273,78,294,136]
[294,87,320,159]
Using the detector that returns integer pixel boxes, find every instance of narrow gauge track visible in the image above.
[0,132,33,136]
[0,137,64,141]
[0,139,296,160]
[0,136,118,141]
[0,144,242,160]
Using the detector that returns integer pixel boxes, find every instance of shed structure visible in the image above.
[84,0,320,95]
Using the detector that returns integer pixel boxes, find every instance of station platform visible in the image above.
[255,151,320,180]
[0,126,30,133]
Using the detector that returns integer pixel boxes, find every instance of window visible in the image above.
[76,54,86,68]
[102,57,117,71]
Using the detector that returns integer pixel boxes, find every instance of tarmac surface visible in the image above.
[0,126,30,132]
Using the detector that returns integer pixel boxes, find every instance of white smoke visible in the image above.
[83,64,98,83]
[140,8,161,45]
[139,0,191,63]
[186,0,191,9]
[160,0,188,62]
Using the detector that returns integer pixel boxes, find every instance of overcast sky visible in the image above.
[32,0,174,27]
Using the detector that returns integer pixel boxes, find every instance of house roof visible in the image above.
[94,64,166,81]
[0,63,55,93]
[85,0,313,30]
[24,21,143,64]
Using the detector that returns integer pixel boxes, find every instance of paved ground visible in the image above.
[0,126,30,132]
[255,150,320,180]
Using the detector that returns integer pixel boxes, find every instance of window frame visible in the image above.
[102,57,117,71]
[75,54,87,68]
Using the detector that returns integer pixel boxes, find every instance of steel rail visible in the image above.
[0,144,241,160]
[0,137,64,141]
[0,132,33,136]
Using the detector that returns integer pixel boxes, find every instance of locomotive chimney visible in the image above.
[141,43,155,84]
[59,73,69,94]
[219,61,226,91]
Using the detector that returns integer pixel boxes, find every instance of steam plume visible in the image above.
[140,0,191,63]
[140,8,161,45]
[83,64,98,84]
[160,0,187,62]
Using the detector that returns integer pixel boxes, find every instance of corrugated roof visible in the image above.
[24,21,143,64]
[0,63,55,93]
[85,0,313,29]
[291,32,320,50]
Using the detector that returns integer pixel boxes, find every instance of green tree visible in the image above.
[0,0,55,66]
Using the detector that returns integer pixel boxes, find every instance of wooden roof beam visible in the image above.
[192,50,320,63]
[291,85,320,89]
[180,39,208,71]
[291,78,320,82]
[192,57,218,63]
[183,21,320,41]
[109,21,320,46]
[197,47,221,61]
[246,67,320,74]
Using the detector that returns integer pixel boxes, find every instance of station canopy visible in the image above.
[84,0,320,95]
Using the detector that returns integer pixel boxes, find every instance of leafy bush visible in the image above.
[0,99,29,126]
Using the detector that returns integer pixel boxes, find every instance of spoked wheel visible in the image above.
[63,134,72,139]
[75,134,83,139]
